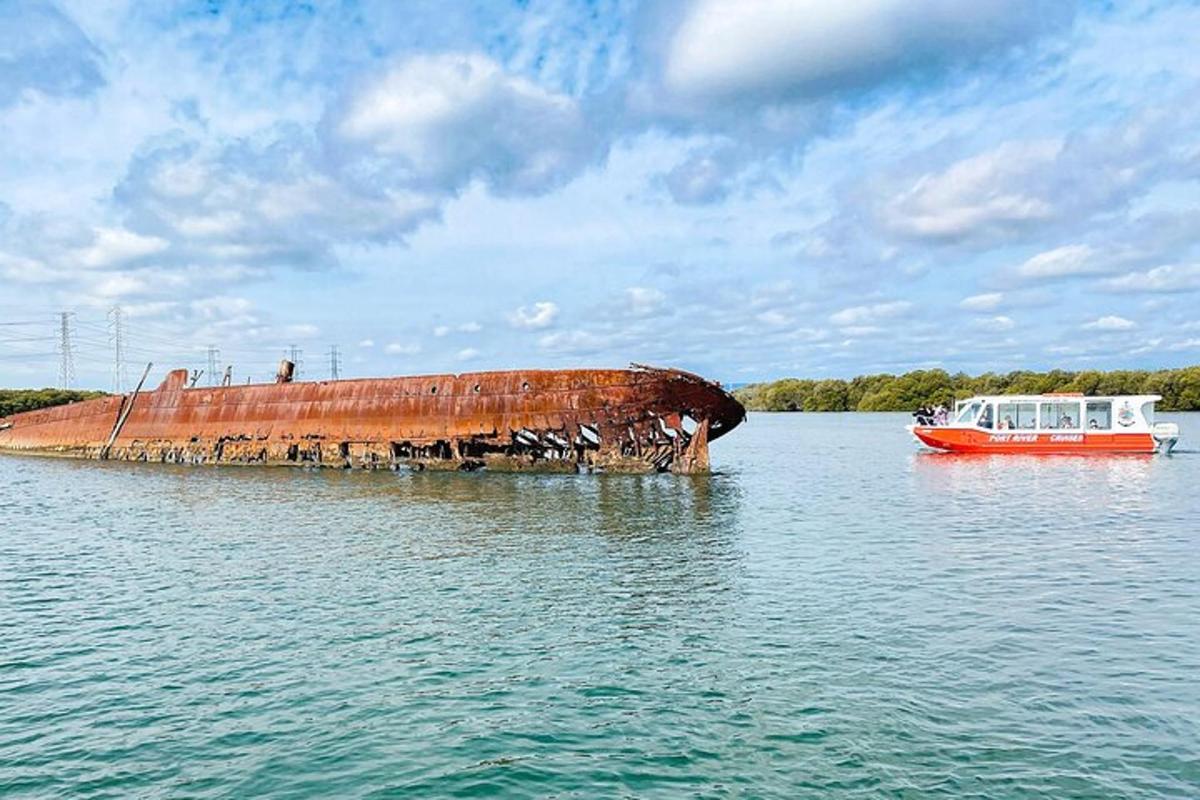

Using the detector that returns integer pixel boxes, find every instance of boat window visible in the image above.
[978,403,994,429]
[1086,401,1112,430]
[997,401,1037,430]
[955,402,981,424]
[1039,401,1081,430]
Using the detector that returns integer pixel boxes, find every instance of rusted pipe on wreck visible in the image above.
[100,361,153,460]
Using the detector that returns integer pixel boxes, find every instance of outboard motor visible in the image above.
[1152,422,1180,454]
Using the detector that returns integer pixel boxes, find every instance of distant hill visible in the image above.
[0,389,108,418]
[734,367,1200,412]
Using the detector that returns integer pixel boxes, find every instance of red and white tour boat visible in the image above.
[908,393,1180,454]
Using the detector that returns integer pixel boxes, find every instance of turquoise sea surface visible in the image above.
[2,412,1198,798]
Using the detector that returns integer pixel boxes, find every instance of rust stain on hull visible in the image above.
[0,365,745,474]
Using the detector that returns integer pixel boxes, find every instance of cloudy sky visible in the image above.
[1,0,1199,389]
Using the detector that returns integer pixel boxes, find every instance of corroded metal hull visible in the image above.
[0,365,745,473]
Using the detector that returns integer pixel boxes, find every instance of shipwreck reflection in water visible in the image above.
[77,461,748,615]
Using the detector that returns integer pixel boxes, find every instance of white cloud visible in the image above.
[174,211,245,238]
[76,227,169,269]
[663,1,1073,101]
[191,296,254,320]
[537,329,611,355]
[116,136,443,272]
[0,0,105,106]
[1083,315,1136,331]
[873,94,1200,248]
[830,301,912,326]
[432,321,482,337]
[960,292,1005,311]
[646,2,1075,206]
[1100,264,1200,293]
[626,287,666,316]
[93,273,149,298]
[838,326,883,337]
[885,141,1061,239]
[0,251,59,283]
[509,301,559,330]
[661,150,737,204]
[282,323,319,339]
[756,309,791,328]
[358,339,375,348]
[384,342,421,355]
[974,315,1015,331]
[1015,244,1099,280]
[456,347,479,361]
[334,53,596,196]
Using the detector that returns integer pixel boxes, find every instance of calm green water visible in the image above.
[2,412,1198,798]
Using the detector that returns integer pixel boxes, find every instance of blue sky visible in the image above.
[1,0,1199,389]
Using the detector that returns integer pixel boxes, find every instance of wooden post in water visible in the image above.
[100,362,153,460]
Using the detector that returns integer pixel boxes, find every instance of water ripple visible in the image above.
[1,413,1197,798]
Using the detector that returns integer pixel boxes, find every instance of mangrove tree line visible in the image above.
[733,366,1200,412]
[0,389,107,418]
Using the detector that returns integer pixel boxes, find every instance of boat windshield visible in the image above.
[956,402,982,425]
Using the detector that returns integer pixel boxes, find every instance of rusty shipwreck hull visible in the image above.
[0,365,745,474]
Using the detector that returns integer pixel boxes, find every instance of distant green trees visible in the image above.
[734,366,1200,412]
[0,388,107,418]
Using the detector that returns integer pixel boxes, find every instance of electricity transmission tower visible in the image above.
[287,345,303,379]
[58,312,75,389]
[206,346,220,386]
[108,306,127,393]
[328,345,341,380]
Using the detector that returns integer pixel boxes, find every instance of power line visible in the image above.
[1,306,340,386]
[0,334,57,343]
[0,352,59,360]
[58,312,75,389]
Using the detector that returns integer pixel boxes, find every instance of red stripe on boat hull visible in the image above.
[912,427,1156,454]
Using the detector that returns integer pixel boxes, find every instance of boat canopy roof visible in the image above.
[956,393,1161,404]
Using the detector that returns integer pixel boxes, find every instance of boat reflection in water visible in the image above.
[910,449,1160,515]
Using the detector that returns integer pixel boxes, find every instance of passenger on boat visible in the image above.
[1060,415,1074,429]
[1089,419,1100,429]
[934,405,949,425]
[979,405,994,429]
[1000,415,1014,430]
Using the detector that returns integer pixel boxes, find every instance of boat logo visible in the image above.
[1117,402,1136,427]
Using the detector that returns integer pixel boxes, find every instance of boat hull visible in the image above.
[0,365,746,474]
[910,426,1156,454]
